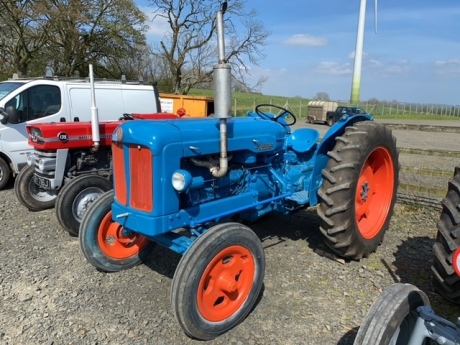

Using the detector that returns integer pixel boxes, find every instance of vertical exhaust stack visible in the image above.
[211,1,232,178]
[89,64,100,152]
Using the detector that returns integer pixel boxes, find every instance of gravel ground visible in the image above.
[1,122,460,345]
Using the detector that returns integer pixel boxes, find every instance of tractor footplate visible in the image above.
[286,191,309,205]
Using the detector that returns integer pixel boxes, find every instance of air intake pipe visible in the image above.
[89,64,100,152]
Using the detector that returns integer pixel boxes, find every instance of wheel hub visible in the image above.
[77,196,97,218]
[105,235,116,246]
[216,270,238,293]
[74,188,105,221]
[360,181,370,201]
[97,211,149,259]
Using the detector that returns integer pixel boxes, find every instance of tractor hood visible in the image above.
[26,121,121,150]
[114,117,286,157]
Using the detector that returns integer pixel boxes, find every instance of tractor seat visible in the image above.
[287,128,319,153]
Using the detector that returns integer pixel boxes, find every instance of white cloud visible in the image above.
[369,59,383,68]
[316,61,352,75]
[283,34,328,47]
[434,59,460,74]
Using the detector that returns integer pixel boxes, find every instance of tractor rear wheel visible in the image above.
[79,191,154,272]
[431,167,460,303]
[14,165,57,211]
[55,174,112,236]
[353,283,430,345]
[318,121,399,259]
[171,222,265,340]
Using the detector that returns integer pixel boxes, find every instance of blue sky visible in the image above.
[136,0,460,105]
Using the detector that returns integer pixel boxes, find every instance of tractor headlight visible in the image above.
[172,170,192,192]
[38,159,45,171]
[112,127,123,143]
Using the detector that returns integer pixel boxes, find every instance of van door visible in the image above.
[121,87,157,114]
[0,84,65,172]
[68,87,124,122]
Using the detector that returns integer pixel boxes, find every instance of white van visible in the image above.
[0,78,160,189]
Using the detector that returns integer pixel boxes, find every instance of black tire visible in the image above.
[55,174,113,236]
[327,117,334,126]
[0,157,11,190]
[354,283,430,345]
[431,167,460,303]
[79,191,155,272]
[318,121,399,259]
[14,165,57,211]
[171,222,265,340]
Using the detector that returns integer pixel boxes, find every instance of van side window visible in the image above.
[29,85,61,119]
[6,85,61,123]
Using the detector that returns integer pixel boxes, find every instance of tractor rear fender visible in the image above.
[308,114,372,205]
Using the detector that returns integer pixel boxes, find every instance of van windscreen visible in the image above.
[0,82,25,101]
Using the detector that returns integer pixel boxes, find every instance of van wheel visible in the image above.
[14,165,57,211]
[56,174,113,236]
[0,157,11,190]
[327,117,334,126]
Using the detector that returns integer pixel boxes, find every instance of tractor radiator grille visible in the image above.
[112,142,127,205]
[129,145,153,212]
[112,143,153,212]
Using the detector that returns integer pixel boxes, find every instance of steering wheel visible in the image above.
[255,104,296,126]
[121,113,134,121]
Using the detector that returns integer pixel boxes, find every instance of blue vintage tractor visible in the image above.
[79,2,399,340]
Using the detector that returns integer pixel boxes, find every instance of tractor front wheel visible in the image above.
[14,165,58,211]
[318,121,399,259]
[79,191,154,272]
[55,174,112,236]
[171,222,265,340]
[353,283,430,345]
[431,167,460,303]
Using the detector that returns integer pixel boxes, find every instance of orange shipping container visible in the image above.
[159,93,214,117]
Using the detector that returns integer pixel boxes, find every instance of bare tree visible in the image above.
[313,92,330,101]
[149,0,270,94]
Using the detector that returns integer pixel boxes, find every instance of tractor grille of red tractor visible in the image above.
[112,142,153,212]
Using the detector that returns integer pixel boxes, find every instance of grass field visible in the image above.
[187,89,460,121]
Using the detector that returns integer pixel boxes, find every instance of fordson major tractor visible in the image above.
[79,2,399,340]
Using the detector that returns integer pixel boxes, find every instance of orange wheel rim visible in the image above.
[355,146,394,239]
[197,245,255,322]
[97,211,149,259]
